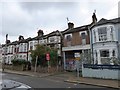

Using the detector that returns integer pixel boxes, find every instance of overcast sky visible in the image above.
[0,0,119,44]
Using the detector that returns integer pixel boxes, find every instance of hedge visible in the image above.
[11,59,30,66]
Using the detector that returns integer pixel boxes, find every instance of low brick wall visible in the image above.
[4,65,13,70]
[31,66,64,73]
[4,64,64,73]
[4,65,26,71]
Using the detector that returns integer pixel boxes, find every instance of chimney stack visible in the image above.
[37,29,44,37]
[68,22,74,29]
[92,10,97,24]
[18,35,24,41]
[6,40,11,44]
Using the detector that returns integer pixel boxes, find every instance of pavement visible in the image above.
[2,69,120,89]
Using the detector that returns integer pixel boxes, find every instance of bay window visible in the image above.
[98,27,107,41]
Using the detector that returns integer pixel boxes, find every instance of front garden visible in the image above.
[30,44,63,73]
[4,59,31,71]
[4,44,64,73]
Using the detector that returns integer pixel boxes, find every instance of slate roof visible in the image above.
[93,17,120,27]
[45,30,62,37]
[2,41,17,47]
[62,24,90,34]
[8,41,18,45]
[17,38,31,43]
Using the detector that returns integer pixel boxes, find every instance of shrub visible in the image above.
[30,44,58,67]
[11,59,30,66]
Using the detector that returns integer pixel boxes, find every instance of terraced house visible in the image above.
[28,29,63,62]
[62,13,97,71]
[28,30,44,62]
[3,13,119,68]
[91,17,120,65]
[2,35,30,64]
[2,29,63,64]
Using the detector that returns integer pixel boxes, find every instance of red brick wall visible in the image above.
[63,30,90,47]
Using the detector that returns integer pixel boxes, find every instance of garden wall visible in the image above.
[82,64,120,80]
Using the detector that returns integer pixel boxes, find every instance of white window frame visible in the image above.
[110,26,114,41]
[79,31,87,36]
[100,50,109,58]
[49,36,55,43]
[79,31,87,45]
[24,43,27,52]
[65,34,72,39]
[65,34,72,41]
[98,27,107,41]
[93,30,96,43]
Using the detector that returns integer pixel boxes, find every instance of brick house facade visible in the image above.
[62,13,97,71]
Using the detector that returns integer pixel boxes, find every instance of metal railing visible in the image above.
[83,64,120,69]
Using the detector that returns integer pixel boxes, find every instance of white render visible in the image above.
[39,39,47,45]
[3,44,15,64]
[92,24,117,43]
[48,36,61,43]
[6,54,13,64]
[28,40,38,51]
[62,44,90,51]
[28,40,38,61]
[91,23,120,64]
[1,41,29,64]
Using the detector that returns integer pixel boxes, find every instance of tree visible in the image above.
[49,48,57,66]
[30,44,58,67]
[80,50,93,64]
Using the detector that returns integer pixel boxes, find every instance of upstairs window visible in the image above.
[98,27,107,41]
[80,32,86,45]
[65,34,72,46]
[19,43,23,52]
[93,30,96,42]
[39,40,45,44]
[110,26,114,41]
[49,37,55,43]
[81,32,86,39]
[30,42,33,50]
[66,35,72,41]
[98,27,107,34]
[24,44,27,52]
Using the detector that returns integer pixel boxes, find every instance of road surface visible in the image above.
[1,72,118,89]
